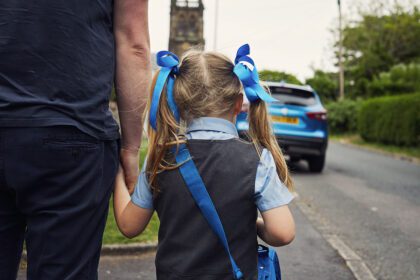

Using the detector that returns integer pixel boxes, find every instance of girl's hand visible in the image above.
[113,166,154,238]
[120,148,140,194]
[114,164,129,194]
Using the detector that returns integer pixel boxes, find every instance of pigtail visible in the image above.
[144,71,184,195]
[248,100,294,190]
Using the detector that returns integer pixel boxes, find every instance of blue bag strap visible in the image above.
[175,144,244,280]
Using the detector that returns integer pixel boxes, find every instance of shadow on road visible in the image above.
[287,160,324,176]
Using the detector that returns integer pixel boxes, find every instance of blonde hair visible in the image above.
[144,49,293,194]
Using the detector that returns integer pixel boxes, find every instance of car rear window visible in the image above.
[269,86,317,106]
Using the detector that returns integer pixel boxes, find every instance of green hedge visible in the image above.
[358,93,420,146]
[326,99,362,134]
[111,86,117,102]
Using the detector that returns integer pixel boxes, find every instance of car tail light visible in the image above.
[306,110,327,121]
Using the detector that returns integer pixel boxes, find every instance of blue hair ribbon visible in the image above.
[233,44,276,103]
[149,51,180,130]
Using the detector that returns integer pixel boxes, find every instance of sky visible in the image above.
[148,0,355,81]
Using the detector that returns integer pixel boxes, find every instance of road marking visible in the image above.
[295,194,377,280]
[324,235,361,260]
[346,261,376,280]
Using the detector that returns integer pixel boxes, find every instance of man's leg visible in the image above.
[0,190,26,280]
[5,126,119,280]
[0,128,26,280]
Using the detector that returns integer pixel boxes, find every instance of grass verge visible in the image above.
[103,138,159,244]
[103,202,159,244]
[331,134,420,161]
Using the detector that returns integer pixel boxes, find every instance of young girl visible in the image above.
[114,45,295,280]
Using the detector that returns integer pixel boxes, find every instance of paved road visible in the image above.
[18,141,419,279]
[291,141,420,280]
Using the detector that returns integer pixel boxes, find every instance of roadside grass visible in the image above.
[102,138,160,244]
[331,134,420,160]
[103,203,159,244]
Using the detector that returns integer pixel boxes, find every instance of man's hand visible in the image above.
[120,148,140,194]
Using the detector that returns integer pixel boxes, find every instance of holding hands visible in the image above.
[119,147,140,194]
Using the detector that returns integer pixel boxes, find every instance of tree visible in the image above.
[259,70,302,85]
[339,4,420,97]
[305,70,338,103]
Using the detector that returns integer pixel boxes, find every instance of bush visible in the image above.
[326,99,362,134]
[358,93,420,146]
[367,63,420,97]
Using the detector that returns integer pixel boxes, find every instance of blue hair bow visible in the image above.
[233,44,276,103]
[149,51,180,130]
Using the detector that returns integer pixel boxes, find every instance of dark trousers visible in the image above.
[0,126,119,280]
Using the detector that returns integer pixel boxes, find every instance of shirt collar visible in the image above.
[186,117,239,137]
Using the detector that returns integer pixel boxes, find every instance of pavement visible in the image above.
[17,141,420,279]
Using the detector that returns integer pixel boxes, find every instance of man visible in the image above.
[0,0,151,279]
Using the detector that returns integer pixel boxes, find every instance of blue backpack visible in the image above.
[175,144,282,280]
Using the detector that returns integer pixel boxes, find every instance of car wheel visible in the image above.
[307,154,325,173]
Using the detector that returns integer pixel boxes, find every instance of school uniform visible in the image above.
[132,117,293,280]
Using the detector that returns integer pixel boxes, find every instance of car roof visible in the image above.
[262,81,314,92]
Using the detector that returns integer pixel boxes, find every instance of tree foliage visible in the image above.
[259,70,302,85]
[305,70,338,103]
[341,5,420,97]
[367,63,420,97]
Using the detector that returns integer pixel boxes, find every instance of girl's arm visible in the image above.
[114,166,154,238]
[257,205,295,247]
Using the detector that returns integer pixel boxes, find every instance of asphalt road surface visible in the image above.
[18,141,419,279]
[291,141,420,280]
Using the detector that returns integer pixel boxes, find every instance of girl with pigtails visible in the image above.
[114,44,295,280]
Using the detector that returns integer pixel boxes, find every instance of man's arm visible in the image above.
[114,0,151,193]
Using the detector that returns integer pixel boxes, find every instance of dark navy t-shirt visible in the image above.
[0,0,119,140]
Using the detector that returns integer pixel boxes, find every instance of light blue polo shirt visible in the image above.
[132,117,294,212]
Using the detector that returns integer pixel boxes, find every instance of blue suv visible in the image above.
[237,81,328,172]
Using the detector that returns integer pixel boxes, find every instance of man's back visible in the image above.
[0,0,118,139]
